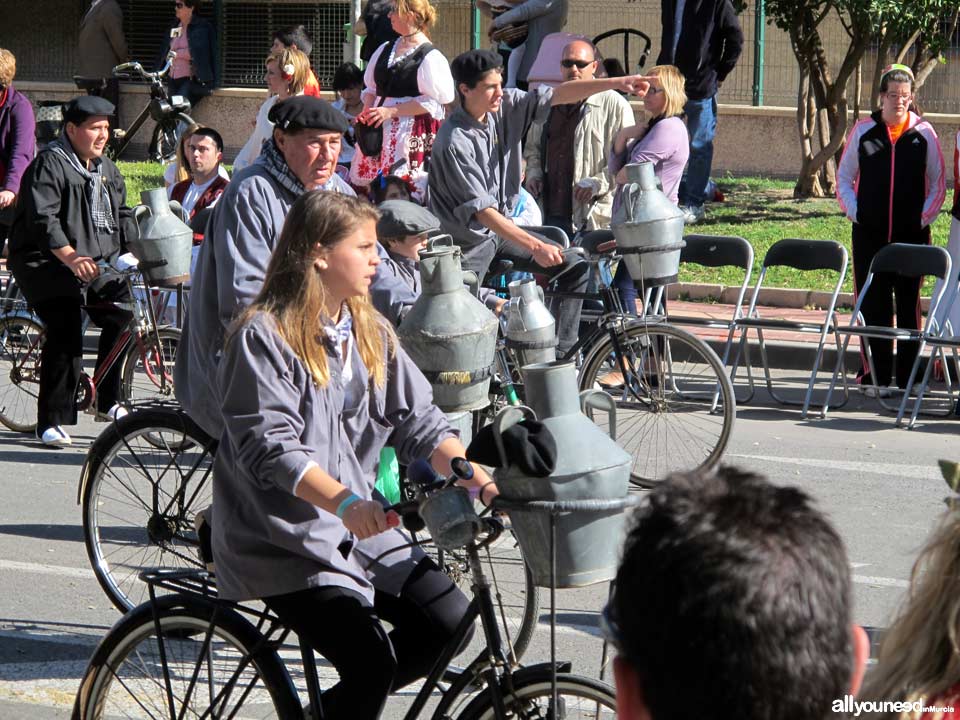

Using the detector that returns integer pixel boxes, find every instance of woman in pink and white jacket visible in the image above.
[837,64,946,396]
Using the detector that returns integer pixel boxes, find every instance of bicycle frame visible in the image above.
[137,518,558,720]
[107,54,195,161]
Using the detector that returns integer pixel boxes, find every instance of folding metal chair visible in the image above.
[729,238,849,418]
[658,234,755,402]
[900,272,960,428]
[821,243,953,424]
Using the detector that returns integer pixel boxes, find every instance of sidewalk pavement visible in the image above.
[664,286,862,373]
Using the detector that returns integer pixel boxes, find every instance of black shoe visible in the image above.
[194,509,215,573]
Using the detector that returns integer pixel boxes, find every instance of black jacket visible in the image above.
[158,16,217,86]
[657,0,743,101]
[8,146,133,303]
[837,110,945,240]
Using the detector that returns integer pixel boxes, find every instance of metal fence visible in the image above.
[8,0,960,112]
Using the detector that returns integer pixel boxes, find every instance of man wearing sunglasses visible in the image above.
[606,467,870,720]
[523,39,634,238]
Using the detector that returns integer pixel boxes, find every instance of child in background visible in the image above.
[372,200,506,326]
[371,174,414,205]
[332,62,364,175]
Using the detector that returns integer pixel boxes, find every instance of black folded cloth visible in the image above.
[467,419,557,477]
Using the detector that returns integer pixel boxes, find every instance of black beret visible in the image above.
[377,200,440,238]
[268,96,349,134]
[451,49,503,86]
[62,95,115,125]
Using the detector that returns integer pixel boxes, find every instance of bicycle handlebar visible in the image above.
[112,51,176,81]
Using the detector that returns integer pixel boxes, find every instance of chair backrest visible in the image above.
[526,32,591,90]
[681,234,753,270]
[591,28,653,74]
[868,243,951,281]
[762,238,847,273]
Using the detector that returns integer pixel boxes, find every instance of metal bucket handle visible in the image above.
[492,404,538,469]
[619,183,641,224]
[579,389,617,441]
[462,270,480,298]
[426,234,456,252]
[132,205,150,239]
[169,200,189,224]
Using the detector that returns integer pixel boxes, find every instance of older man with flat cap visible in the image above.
[429,49,648,355]
[176,95,358,436]
[177,95,418,438]
[8,95,135,446]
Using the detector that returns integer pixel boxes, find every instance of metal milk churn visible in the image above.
[504,278,556,367]
[492,361,631,587]
[398,235,498,413]
[129,188,193,287]
[610,161,686,286]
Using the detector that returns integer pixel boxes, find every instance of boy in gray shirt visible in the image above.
[428,49,648,353]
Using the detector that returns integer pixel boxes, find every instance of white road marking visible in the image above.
[727,454,941,481]
[0,559,94,580]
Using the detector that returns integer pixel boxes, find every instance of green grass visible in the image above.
[118,161,167,201]
[116,163,952,293]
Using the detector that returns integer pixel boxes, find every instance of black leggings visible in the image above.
[264,557,471,720]
[851,223,929,388]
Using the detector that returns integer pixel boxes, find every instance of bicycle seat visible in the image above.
[489,259,515,275]
[74,76,107,93]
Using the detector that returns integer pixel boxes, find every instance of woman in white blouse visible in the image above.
[350,0,454,195]
[232,47,310,172]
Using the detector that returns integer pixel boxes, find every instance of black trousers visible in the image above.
[167,76,211,110]
[31,280,132,432]
[851,223,929,388]
[264,557,471,720]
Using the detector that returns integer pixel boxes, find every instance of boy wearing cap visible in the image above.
[373,199,507,326]
[429,49,647,354]
[8,95,134,446]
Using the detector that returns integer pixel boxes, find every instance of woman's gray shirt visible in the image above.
[211,312,457,602]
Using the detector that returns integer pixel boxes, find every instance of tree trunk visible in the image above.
[794,71,825,198]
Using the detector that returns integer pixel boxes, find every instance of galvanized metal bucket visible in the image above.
[611,162,686,286]
[398,235,498,412]
[492,361,631,587]
[128,188,193,287]
[504,278,557,367]
[419,486,482,551]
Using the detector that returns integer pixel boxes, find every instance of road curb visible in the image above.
[668,282,932,312]
[702,336,860,374]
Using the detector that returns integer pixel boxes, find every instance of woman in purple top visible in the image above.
[606,64,689,311]
[0,48,36,254]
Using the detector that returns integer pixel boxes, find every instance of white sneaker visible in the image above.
[96,404,130,423]
[862,385,897,399]
[680,204,705,225]
[39,426,72,447]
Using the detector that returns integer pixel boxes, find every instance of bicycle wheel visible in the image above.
[0,314,44,433]
[76,596,300,719]
[455,671,617,719]
[150,119,181,163]
[82,407,216,613]
[578,322,735,486]
[436,523,540,667]
[120,327,181,405]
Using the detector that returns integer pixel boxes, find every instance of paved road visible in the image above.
[0,373,956,717]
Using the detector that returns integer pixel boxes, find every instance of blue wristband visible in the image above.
[336,493,362,519]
